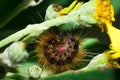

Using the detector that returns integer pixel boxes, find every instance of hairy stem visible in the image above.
[0,16,74,48]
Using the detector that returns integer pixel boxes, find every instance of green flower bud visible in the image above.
[1,42,29,67]
[7,42,29,63]
[28,65,42,79]
[45,4,63,20]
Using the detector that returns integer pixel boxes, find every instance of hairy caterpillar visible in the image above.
[36,28,95,73]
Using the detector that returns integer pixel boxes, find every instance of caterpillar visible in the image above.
[36,28,95,73]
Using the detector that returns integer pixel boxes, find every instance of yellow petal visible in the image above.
[72,2,83,11]
[111,51,120,59]
[59,0,78,15]
[59,0,83,15]
[104,50,120,68]
[106,22,120,59]
[106,22,120,51]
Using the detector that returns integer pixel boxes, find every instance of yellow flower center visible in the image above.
[94,0,115,24]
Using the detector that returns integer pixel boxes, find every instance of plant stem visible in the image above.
[0,16,74,48]
[0,0,43,29]
[0,0,98,48]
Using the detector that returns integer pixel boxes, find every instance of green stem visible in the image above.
[0,0,43,29]
[0,0,98,48]
[0,16,73,48]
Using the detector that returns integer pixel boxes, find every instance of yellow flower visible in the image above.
[94,0,120,59]
[94,0,120,67]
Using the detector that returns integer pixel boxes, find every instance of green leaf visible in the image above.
[41,68,117,80]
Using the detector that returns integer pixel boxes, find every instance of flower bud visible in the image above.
[7,42,29,63]
[1,42,29,67]
[45,4,63,20]
[28,65,42,78]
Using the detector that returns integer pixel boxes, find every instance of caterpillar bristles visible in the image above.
[36,29,95,74]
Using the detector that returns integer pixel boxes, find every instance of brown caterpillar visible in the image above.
[36,29,92,73]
